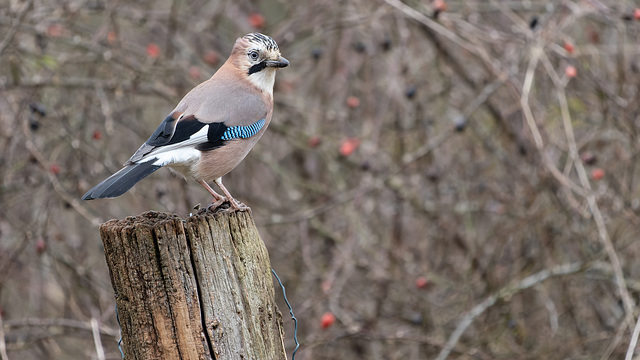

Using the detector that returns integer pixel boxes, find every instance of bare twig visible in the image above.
[539,52,635,333]
[4,318,119,338]
[0,0,32,56]
[382,0,492,65]
[90,318,106,360]
[626,314,640,360]
[9,96,103,226]
[521,45,544,149]
[0,314,9,360]
[95,86,115,135]
[1,78,177,100]
[519,45,587,196]
[435,262,585,360]
[602,320,631,360]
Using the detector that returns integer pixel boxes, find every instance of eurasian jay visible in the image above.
[82,33,288,211]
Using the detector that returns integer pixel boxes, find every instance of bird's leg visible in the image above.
[198,179,224,200]
[214,177,250,212]
[198,180,227,210]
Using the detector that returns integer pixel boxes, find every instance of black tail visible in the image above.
[81,160,161,200]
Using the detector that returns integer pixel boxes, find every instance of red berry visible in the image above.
[204,50,219,66]
[415,276,429,289]
[308,135,322,148]
[565,65,577,78]
[107,31,117,44]
[346,96,360,108]
[563,41,574,55]
[188,66,201,80]
[591,168,605,181]
[46,24,63,38]
[433,0,447,12]
[249,13,266,29]
[92,130,103,140]
[339,138,360,157]
[321,280,332,293]
[35,238,46,254]
[146,43,160,58]
[588,29,600,44]
[321,312,336,329]
[49,164,61,175]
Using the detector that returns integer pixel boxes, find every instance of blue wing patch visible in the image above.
[221,118,265,140]
[195,118,266,151]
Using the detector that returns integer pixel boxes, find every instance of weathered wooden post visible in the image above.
[99,210,286,359]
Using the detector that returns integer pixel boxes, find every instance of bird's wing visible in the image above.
[126,81,268,165]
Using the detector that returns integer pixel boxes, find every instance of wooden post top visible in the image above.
[99,209,287,360]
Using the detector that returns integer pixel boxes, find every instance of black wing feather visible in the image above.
[82,159,161,200]
[128,114,209,163]
[146,114,206,146]
[146,113,229,152]
[196,122,228,151]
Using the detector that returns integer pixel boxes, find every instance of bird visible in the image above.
[82,33,289,211]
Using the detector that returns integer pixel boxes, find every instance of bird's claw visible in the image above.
[229,199,250,212]
[206,198,229,212]
[206,198,250,213]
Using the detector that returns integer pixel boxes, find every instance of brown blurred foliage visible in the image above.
[2,0,640,359]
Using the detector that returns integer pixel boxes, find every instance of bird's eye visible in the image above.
[248,51,259,61]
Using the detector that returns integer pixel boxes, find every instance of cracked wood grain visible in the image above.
[100,210,286,360]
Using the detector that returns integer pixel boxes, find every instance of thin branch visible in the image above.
[519,45,587,196]
[602,320,631,360]
[4,318,119,338]
[521,45,544,150]
[91,318,106,360]
[382,0,493,66]
[540,52,635,333]
[0,0,32,56]
[435,262,585,360]
[1,78,177,100]
[11,97,103,226]
[626,314,640,360]
[0,314,9,360]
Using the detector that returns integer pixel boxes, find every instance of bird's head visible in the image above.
[230,33,289,95]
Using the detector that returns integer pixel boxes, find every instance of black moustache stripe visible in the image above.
[248,61,267,75]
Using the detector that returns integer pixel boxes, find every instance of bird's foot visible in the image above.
[228,198,251,212]
[206,197,229,213]
[205,197,250,213]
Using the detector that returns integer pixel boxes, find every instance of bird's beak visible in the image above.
[265,56,289,68]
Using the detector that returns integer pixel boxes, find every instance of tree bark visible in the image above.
[99,210,286,360]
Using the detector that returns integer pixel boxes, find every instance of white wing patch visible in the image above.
[139,125,209,166]
[152,147,201,167]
